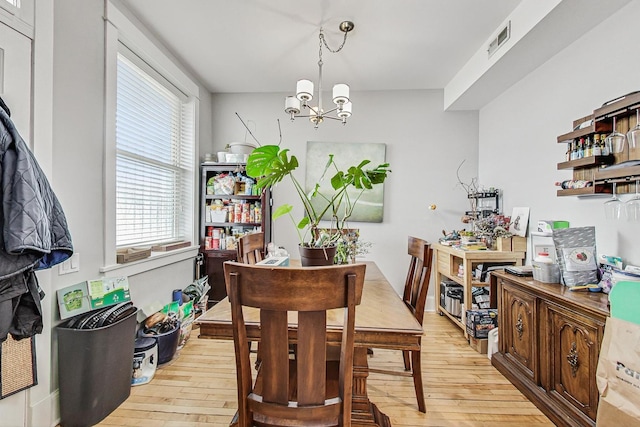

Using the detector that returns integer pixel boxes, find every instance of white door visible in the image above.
[0,17,32,427]
[0,19,32,143]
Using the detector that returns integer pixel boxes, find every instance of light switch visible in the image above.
[70,253,80,270]
[59,253,79,275]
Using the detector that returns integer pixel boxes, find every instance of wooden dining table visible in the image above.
[196,261,423,426]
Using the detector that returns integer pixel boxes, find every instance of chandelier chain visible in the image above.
[318,31,324,67]
[319,27,349,54]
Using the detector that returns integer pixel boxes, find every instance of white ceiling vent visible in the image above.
[487,21,511,58]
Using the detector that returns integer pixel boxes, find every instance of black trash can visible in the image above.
[57,310,137,427]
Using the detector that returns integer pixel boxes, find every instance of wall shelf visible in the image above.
[556,184,611,196]
[557,155,614,170]
[593,164,640,184]
[555,91,640,196]
[556,116,611,143]
[593,91,640,120]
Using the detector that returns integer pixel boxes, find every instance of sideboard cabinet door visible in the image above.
[501,280,538,383]
[541,301,604,423]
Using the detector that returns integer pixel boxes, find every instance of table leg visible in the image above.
[351,347,392,427]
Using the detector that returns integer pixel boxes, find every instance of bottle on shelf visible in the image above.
[570,140,578,160]
[593,134,602,156]
[601,134,610,155]
[566,143,571,161]
[584,136,592,157]
[554,179,593,189]
[577,138,584,159]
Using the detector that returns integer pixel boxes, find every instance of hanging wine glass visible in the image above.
[606,116,627,154]
[626,179,640,221]
[627,108,640,149]
[604,182,624,220]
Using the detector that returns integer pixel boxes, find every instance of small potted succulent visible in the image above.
[246,144,390,265]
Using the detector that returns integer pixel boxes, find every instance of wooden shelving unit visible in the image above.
[433,243,525,337]
[199,163,271,306]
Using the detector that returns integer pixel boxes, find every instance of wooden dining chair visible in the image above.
[236,232,265,264]
[368,236,433,413]
[225,261,366,427]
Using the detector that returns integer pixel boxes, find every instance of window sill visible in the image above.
[100,245,199,277]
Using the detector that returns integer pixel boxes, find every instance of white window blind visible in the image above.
[116,51,194,248]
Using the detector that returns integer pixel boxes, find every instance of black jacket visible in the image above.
[0,99,73,341]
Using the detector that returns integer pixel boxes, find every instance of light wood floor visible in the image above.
[97,313,553,427]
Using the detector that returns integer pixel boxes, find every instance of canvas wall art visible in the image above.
[305,141,386,223]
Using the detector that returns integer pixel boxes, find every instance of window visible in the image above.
[103,1,199,273]
[115,48,194,248]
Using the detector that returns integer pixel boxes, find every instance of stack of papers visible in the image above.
[461,242,487,251]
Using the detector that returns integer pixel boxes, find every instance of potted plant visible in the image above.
[246,144,390,265]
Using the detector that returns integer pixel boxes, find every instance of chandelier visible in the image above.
[284,21,354,128]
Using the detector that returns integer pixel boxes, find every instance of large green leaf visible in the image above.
[246,145,299,189]
[272,203,293,220]
[297,216,310,229]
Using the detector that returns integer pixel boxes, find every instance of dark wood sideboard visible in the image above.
[490,271,609,427]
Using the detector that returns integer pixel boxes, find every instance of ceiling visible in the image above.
[118,0,522,94]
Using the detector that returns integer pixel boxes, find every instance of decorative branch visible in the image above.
[456,159,479,220]
[235,112,262,146]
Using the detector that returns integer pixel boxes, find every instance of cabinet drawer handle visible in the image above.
[515,314,524,339]
[567,342,579,377]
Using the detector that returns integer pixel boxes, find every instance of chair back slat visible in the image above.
[297,311,327,405]
[225,261,365,426]
[259,310,290,405]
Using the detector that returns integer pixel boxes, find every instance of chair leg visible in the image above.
[402,350,411,371]
[411,349,426,413]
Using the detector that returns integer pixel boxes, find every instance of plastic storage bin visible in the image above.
[532,261,561,283]
[138,321,181,365]
[132,337,158,386]
[58,311,136,427]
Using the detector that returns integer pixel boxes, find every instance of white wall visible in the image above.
[479,0,640,266]
[207,90,479,302]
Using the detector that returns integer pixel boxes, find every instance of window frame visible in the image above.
[103,1,199,275]
[0,0,34,39]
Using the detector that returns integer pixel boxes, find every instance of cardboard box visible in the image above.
[56,277,131,320]
[151,241,191,252]
[116,247,151,263]
[512,236,527,253]
[469,337,488,355]
[496,237,512,251]
[466,309,498,339]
